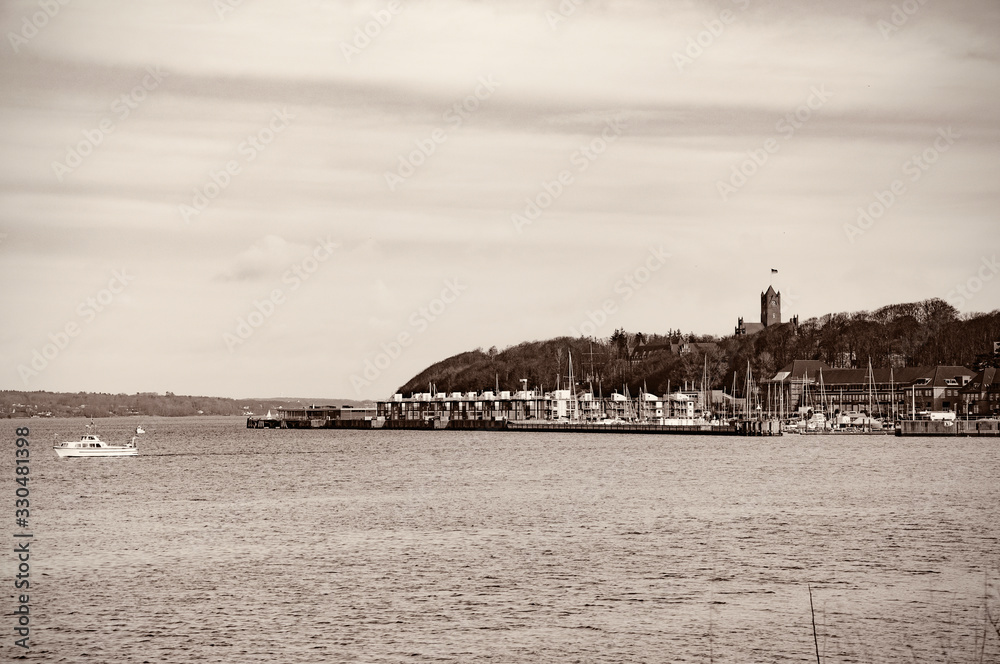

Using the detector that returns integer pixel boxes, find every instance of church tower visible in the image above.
[761,286,780,327]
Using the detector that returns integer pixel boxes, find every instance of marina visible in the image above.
[245,374,1000,437]
[246,390,783,435]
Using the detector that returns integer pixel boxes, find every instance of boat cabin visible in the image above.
[57,435,109,448]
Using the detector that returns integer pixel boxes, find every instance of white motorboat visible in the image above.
[54,432,139,458]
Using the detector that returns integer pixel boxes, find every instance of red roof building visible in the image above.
[958,367,1000,417]
[767,361,976,416]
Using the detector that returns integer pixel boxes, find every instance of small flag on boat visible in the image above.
[136,426,145,434]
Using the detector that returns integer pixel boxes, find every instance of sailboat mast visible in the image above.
[745,360,752,419]
[863,358,873,431]
[702,355,708,419]
[731,371,737,418]
[568,350,576,421]
[803,371,809,420]
[890,367,895,423]
[819,368,826,419]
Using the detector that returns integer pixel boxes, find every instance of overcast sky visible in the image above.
[1,0,998,399]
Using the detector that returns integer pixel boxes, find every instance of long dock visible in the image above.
[896,419,1000,437]
[247,413,781,436]
[506,420,778,435]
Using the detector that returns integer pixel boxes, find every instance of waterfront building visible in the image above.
[577,391,603,421]
[632,341,720,361]
[665,392,695,419]
[377,389,551,422]
[549,389,573,419]
[767,361,976,416]
[604,392,631,420]
[958,367,1000,417]
[639,392,664,421]
[248,404,377,428]
[376,386,720,426]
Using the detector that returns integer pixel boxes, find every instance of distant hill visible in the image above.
[1,391,374,419]
[398,298,1000,396]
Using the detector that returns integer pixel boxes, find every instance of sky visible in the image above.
[1,0,998,400]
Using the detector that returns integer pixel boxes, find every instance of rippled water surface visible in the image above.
[6,417,1000,662]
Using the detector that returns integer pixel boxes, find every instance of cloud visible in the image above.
[213,235,310,282]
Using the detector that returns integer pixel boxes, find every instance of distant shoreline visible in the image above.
[1,390,374,420]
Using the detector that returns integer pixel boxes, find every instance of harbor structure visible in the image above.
[249,389,781,435]
[376,387,742,425]
[958,367,1000,417]
[373,388,778,434]
[897,417,1000,437]
[247,404,377,428]
[766,361,977,418]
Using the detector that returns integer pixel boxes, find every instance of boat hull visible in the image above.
[54,446,138,458]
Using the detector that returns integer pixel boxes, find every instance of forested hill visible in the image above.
[2,391,373,418]
[398,299,1000,396]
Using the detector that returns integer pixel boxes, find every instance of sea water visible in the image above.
[6,416,999,662]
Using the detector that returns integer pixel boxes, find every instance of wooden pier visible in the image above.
[506,419,780,436]
[896,419,1000,437]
